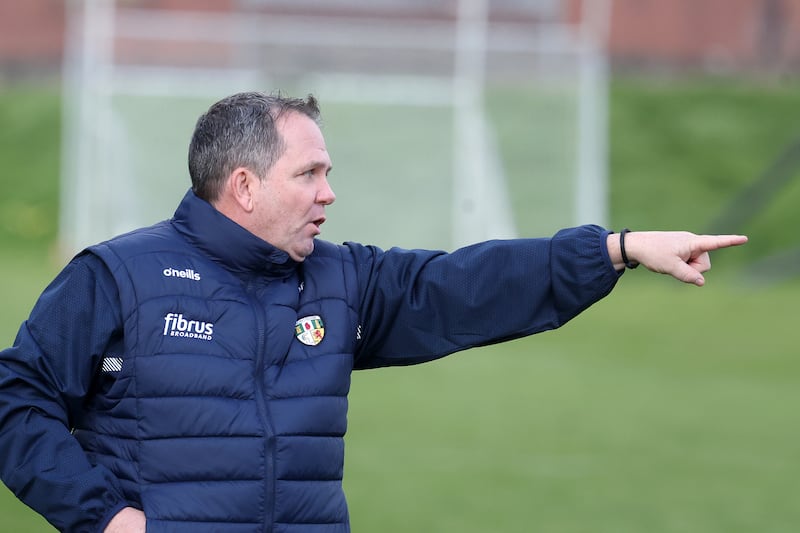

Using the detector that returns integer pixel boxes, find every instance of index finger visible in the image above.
[696,234,749,251]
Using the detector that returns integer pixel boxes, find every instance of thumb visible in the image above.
[670,259,706,286]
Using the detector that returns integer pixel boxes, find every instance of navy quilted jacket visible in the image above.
[0,190,620,532]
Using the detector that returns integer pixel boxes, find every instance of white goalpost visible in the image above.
[60,0,610,256]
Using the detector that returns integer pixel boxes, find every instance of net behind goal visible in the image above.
[60,0,609,255]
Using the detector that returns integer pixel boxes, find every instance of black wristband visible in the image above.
[620,228,639,269]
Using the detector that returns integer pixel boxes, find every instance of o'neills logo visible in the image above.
[295,315,325,346]
[163,313,214,341]
[163,267,201,281]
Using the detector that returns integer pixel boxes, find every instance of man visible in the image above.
[0,92,746,532]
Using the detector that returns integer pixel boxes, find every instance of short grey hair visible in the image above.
[188,91,321,202]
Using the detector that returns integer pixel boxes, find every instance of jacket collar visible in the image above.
[171,189,298,277]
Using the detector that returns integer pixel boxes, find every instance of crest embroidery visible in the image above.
[295,315,325,346]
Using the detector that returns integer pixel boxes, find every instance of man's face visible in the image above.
[252,111,335,261]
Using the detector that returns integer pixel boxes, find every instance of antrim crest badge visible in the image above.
[295,315,325,346]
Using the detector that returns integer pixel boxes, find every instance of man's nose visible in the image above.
[317,178,336,205]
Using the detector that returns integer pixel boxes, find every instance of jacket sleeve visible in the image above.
[350,225,622,369]
[0,253,129,532]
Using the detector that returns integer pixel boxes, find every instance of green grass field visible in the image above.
[1,79,799,532]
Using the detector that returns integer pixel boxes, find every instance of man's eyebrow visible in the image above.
[303,160,333,173]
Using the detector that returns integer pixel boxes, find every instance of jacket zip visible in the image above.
[248,286,275,533]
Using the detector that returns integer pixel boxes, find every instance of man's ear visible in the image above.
[227,167,258,213]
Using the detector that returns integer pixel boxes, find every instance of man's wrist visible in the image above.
[103,507,146,533]
[606,232,626,271]
[606,229,641,271]
[619,229,639,269]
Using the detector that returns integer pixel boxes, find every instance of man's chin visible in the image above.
[290,240,315,262]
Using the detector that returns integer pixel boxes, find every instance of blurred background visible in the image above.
[1,1,798,531]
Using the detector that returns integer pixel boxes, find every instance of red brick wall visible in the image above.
[610,0,799,70]
[129,0,234,11]
[2,0,799,77]
[567,0,800,71]
[0,0,65,71]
